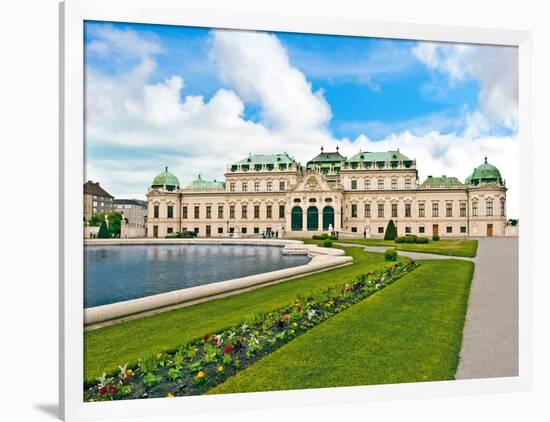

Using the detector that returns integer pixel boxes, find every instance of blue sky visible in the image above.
[83,20,519,215]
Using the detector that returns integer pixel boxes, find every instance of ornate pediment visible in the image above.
[293,174,336,193]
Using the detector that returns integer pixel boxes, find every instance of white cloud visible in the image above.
[85,26,519,218]
[412,41,518,129]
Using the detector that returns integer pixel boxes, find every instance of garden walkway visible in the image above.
[336,239,519,380]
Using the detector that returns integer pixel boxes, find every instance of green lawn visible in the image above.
[335,238,478,257]
[84,247,395,384]
[209,259,474,394]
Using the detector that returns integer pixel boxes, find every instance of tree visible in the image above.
[107,212,123,237]
[97,220,110,238]
[88,212,104,227]
[384,219,397,240]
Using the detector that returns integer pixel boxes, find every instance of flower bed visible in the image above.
[84,260,418,401]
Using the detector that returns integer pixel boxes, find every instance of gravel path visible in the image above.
[336,239,518,379]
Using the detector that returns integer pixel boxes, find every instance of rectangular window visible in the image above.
[391,203,398,218]
[500,198,505,216]
[446,203,453,217]
[194,206,200,219]
[391,179,397,189]
[378,203,384,218]
[405,179,411,189]
[154,205,159,219]
[486,200,493,216]
[218,205,224,219]
[167,205,173,219]
[365,203,371,218]
[230,205,235,219]
[351,180,357,190]
[229,227,234,234]
[167,227,173,234]
[351,227,357,233]
[378,179,384,190]
[254,205,260,219]
[364,179,371,190]
[242,182,247,192]
[378,226,384,234]
[279,205,285,219]
[351,204,357,218]
[446,226,453,234]
[254,181,260,191]
[473,202,478,216]
[405,203,411,217]
[182,206,188,219]
[432,203,439,217]
[241,227,247,234]
[418,203,425,217]
[267,181,272,191]
[279,181,285,191]
[242,205,248,219]
[266,205,272,219]
[419,226,425,234]
[405,226,411,234]
[460,226,466,233]
[193,227,199,235]
[230,182,235,192]
[460,203,466,217]
[217,227,223,234]
[254,227,260,234]
[206,206,212,219]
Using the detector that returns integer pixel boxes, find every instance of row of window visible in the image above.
[350,225,468,234]
[154,204,286,220]
[350,178,412,190]
[229,180,286,192]
[164,226,279,236]
[349,199,504,219]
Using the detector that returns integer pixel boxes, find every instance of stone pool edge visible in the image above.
[83,239,352,330]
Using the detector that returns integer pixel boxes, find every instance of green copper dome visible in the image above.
[187,175,225,190]
[467,158,503,186]
[151,167,180,190]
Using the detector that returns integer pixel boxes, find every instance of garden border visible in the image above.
[84,239,352,330]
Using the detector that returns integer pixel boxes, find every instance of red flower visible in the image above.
[224,346,232,354]
[212,336,219,346]
[203,334,209,342]
[108,386,117,395]
[98,387,106,395]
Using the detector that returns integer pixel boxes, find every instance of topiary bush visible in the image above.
[322,239,333,248]
[384,219,398,240]
[329,235,338,241]
[405,235,417,244]
[97,221,110,239]
[384,248,398,261]
[312,234,321,240]
[319,233,329,240]
[432,235,440,241]
[395,236,406,244]
[416,237,429,244]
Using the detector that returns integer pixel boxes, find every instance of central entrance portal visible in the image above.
[307,206,319,231]
[322,206,334,231]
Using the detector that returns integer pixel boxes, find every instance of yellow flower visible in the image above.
[166,392,174,398]
[196,370,205,379]
[217,365,224,373]
[292,322,298,327]
[290,329,295,334]
[156,353,162,359]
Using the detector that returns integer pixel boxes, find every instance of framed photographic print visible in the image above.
[60,0,533,420]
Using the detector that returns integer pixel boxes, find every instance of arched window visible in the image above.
[322,206,335,230]
[307,206,319,231]
[500,198,505,217]
[291,206,303,231]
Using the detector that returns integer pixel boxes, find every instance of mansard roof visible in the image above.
[419,175,465,189]
[347,150,412,163]
[308,147,347,164]
[186,175,225,190]
[233,153,297,166]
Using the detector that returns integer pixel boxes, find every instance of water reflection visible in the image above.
[84,245,310,308]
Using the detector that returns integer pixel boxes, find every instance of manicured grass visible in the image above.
[84,247,395,384]
[209,259,474,394]
[335,238,478,257]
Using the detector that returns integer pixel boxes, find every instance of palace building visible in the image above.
[146,149,509,238]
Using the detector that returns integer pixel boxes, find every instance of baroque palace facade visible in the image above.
[146,148,508,238]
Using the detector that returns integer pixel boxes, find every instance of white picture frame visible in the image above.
[60,0,533,420]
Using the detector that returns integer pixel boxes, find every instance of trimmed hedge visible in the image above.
[416,237,429,244]
[384,248,398,261]
[405,235,417,244]
[322,240,333,248]
[432,235,440,241]
[312,233,330,241]
[395,236,406,244]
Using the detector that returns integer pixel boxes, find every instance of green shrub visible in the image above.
[384,219,398,240]
[319,233,329,240]
[416,237,429,244]
[322,240,333,248]
[384,248,398,261]
[312,235,321,240]
[405,235,417,244]
[432,235,440,241]
[395,236,406,244]
[97,221,110,239]
[329,235,338,241]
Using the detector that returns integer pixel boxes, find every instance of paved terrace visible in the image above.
[336,238,519,380]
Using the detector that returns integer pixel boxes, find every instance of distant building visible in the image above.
[114,199,147,227]
[146,150,509,238]
[83,180,114,222]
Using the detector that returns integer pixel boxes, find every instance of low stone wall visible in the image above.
[84,239,352,329]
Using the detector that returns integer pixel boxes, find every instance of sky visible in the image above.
[84,20,519,217]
